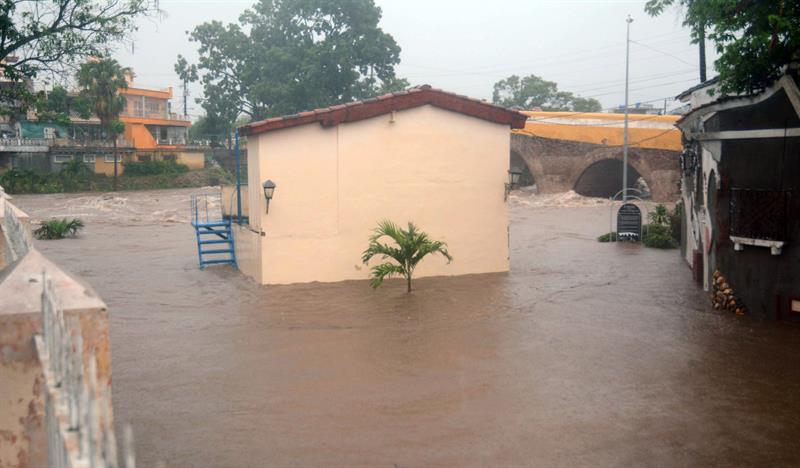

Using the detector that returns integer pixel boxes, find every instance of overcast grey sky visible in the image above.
[113,0,716,120]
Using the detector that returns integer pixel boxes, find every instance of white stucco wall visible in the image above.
[237,104,511,285]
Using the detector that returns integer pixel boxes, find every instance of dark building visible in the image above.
[677,67,800,320]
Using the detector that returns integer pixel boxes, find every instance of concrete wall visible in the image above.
[239,104,510,285]
[0,192,111,467]
[221,184,250,219]
[175,151,205,170]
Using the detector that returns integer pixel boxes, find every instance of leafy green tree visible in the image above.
[36,86,92,125]
[188,114,229,147]
[176,0,406,133]
[645,0,800,95]
[361,220,452,293]
[77,58,130,188]
[0,0,156,112]
[492,74,602,111]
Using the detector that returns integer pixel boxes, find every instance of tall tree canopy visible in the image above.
[0,1,154,85]
[492,74,602,112]
[645,0,800,95]
[177,0,408,130]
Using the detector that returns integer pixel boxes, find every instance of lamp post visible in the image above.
[262,179,276,214]
[622,15,633,202]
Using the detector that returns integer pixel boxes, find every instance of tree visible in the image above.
[188,115,229,147]
[0,0,156,109]
[176,0,406,133]
[645,0,800,95]
[361,220,452,293]
[645,0,710,83]
[77,58,129,188]
[36,86,92,125]
[492,74,602,111]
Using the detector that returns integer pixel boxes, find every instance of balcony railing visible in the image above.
[155,137,188,146]
[52,137,133,148]
[120,110,190,121]
[0,137,51,147]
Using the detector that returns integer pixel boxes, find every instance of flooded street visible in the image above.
[13,188,800,467]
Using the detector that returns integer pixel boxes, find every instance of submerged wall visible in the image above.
[240,105,510,285]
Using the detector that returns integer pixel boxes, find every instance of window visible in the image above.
[163,154,177,162]
[83,155,96,163]
[104,154,121,163]
[138,154,151,162]
[146,97,163,117]
[133,98,143,117]
[730,189,789,241]
[160,127,168,141]
[53,155,73,163]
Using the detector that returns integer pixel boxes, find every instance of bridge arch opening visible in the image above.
[510,150,535,187]
[573,158,649,199]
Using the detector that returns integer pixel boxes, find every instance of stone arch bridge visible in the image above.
[511,132,681,202]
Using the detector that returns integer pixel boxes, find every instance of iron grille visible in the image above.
[729,189,790,241]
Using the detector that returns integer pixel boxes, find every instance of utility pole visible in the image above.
[698,26,707,82]
[182,77,188,117]
[622,15,633,201]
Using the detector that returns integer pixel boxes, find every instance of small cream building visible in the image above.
[235,85,527,285]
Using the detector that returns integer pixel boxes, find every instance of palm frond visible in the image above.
[369,262,406,289]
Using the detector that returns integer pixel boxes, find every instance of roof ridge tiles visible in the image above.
[240,85,526,136]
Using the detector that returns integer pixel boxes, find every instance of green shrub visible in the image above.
[648,204,670,226]
[597,232,618,242]
[34,218,84,240]
[642,223,677,249]
[668,201,683,242]
[59,159,92,192]
[0,169,61,194]
[123,159,189,177]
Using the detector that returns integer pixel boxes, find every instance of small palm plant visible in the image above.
[33,218,84,240]
[648,204,670,226]
[361,220,452,292]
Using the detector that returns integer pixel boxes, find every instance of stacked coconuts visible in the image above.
[711,270,746,315]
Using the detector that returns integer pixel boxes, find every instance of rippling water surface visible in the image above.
[14,188,800,467]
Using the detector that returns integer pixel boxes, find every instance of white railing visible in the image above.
[155,137,187,145]
[35,272,135,468]
[0,137,51,147]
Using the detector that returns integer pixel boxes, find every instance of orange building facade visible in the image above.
[100,77,205,176]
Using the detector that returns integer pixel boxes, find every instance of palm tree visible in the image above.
[361,220,452,293]
[77,58,130,189]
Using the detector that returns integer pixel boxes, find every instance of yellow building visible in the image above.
[235,85,527,285]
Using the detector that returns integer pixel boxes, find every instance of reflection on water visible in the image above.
[15,188,800,467]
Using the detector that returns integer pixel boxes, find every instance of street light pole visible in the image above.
[622,15,633,202]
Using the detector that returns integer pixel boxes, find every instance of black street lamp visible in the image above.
[262,179,276,213]
[505,168,522,201]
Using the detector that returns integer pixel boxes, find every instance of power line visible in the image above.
[629,39,696,68]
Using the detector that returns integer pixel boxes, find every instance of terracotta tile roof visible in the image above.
[239,85,528,136]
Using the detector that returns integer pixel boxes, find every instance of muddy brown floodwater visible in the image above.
[13,188,800,467]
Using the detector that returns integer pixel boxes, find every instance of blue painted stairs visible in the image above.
[191,194,237,269]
